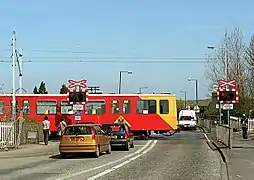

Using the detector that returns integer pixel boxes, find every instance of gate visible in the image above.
[0,122,16,148]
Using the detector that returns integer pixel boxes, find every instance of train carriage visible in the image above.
[0,93,178,137]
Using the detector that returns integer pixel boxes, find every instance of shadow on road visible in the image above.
[49,152,109,159]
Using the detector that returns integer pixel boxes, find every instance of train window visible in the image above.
[123,100,130,114]
[36,100,57,114]
[61,101,73,114]
[22,100,30,115]
[136,100,156,114]
[111,100,119,114]
[86,101,105,115]
[10,100,18,114]
[0,100,3,114]
[159,100,169,114]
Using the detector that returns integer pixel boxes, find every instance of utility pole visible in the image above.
[19,48,23,94]
[11,31,17,120]
[118,72,122,94]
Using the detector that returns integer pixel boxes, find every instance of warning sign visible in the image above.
[114,115,131,127]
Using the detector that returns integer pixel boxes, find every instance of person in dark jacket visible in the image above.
[241,114,248,139]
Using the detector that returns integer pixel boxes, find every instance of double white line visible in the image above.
[56,140,157,180]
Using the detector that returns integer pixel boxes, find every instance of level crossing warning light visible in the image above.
[67,79,88,105]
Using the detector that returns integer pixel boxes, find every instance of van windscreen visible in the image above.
[180,116,193,121]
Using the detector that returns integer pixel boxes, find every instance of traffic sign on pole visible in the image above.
[218,79,237,88]
[217,79,239,104]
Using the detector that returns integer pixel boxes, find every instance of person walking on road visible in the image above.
[42,116,50,145]
[58,118,67,136]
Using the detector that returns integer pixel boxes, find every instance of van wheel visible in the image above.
[106,145,111,154]
[94,146,100,158]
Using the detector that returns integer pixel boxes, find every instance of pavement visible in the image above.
[204,127,254,180]
[0,130,226,180]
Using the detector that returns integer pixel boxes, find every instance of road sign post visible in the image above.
[217,79,238,149]
[67,79,89,120]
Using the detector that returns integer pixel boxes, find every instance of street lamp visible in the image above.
[207,45,228,80]
[118,71,132,94]
[187,78,198,106]
[180,90,187,109]
[139,86,148,94]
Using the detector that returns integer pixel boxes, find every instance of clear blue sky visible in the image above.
[0,0,253,100]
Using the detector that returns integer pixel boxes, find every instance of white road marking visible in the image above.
[53,140,152,180]
[87,140,158,180]
[134,145,145,147]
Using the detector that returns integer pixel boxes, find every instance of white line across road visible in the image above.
[54,140,156,180]
[87,140,158,180]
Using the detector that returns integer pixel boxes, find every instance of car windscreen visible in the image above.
[102,124,125,133]
[64,126,91,135]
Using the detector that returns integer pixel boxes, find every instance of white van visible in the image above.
[178,110,197,130]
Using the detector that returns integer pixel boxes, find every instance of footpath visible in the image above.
[205,128,254,180]
[0,140,59,158]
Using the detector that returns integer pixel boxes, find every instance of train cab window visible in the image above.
[123,100,130,114]
[61,100,73,114]
[22,100,30,115]
[10,100,18,114]
[86,101,105,115]
[111,100,119,114]
[159,100,169,114]
[0,100,4,114]
[136,100,156,114]
[36,100,57,114]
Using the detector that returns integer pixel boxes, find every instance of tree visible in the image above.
[205,27,247,114]
[33,86,39,94]
[244,36,254,109]
[38,81,48,94]
[60,84,68,94]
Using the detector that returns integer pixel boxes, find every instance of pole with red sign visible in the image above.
[217,79,239,149]
[67,79,89,123]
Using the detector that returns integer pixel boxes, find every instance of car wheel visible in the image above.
[106,144,111,154]
[94,146,100,158]
[60,153,67,159]
[125,142,130,151]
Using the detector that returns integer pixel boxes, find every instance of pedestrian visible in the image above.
[58,118,68,136]
[241,114,248,139]
[42,116,50,145]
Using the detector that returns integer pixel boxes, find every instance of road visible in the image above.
[0,130,226,180]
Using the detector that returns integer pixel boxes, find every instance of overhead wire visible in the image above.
[0,56,212,64]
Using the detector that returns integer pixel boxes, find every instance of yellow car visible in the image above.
[59,124,111,158]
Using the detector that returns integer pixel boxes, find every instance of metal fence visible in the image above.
[216,124,233,149]
[230,116,254,133]
[0,122,17,149]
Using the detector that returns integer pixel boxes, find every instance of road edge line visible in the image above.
[87,140,158,180]
[53,140,153,180]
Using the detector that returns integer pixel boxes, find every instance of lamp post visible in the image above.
[180,90,187,109]
[118,71,132,94]
[207,45,228,125]
[139,86,148,94]
[187,78,198,106]
[208,45,232,148]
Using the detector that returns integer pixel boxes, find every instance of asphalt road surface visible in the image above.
[0,130,226,180]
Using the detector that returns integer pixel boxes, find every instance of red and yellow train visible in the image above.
[0,93,178,137]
